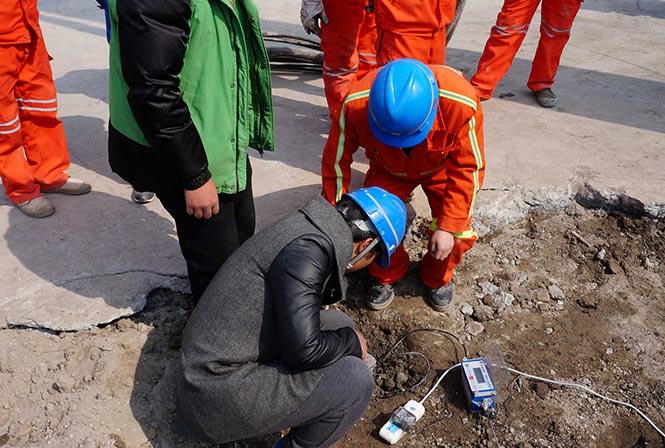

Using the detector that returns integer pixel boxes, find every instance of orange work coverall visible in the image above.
[0,0,70,205]
[320,0,377,118]
[374,0,456,67]
[321,66,485,289]
[471,0,583,99]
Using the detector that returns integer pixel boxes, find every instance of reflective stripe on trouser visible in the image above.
[321,0,377,118]
[470,0,582,98]
[0,41,69,204]
[364,164,477,289]
[527,0,582,91]
[375,28,446,67]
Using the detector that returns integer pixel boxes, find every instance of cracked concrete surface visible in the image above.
[0,0,663,331]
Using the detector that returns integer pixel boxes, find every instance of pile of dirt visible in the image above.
[0,202,663,448]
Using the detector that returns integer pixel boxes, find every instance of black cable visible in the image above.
[378,328,468,363]
[375,328,467,399]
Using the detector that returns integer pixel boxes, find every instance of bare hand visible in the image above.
[428,229,456,261]
[184,179,219,219]
[355,329,368,361]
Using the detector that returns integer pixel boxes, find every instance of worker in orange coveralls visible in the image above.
[471,0,583,107]
[0,0,91,218]
[300,0,456,118]
[300,0,377,117]
[321,58,485,312]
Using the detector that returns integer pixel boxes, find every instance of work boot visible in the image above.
[16,196,55,218]
[534,88,558,108]
[131,189,156,204]
[44,178,91,195]
[427,284,454,312]
[366,282,395,310]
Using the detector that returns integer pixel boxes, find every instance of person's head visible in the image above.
[336,187,407,272]
[368,58,438,148]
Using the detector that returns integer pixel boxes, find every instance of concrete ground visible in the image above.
[1,0,663,331]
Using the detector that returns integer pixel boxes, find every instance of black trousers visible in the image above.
[155,160,255,301]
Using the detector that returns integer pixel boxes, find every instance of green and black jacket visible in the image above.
[107,0,274,194]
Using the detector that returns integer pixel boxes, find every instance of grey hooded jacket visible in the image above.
[176,195,362,442]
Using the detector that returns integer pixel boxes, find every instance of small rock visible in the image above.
[544,327,553,335]
[605,348,614,355]
[481,294,494,307]
[473,304,494,323]
[53,375,76,393]
[115,318,134,332]
[577,296,599,309]
[595,248,606,261]
[585,282,599,290]
[537,302,550,312]
[78,437,96,448]
[396,371,409,386]
[460,304,474,316]
[536,289,550,303]
[466,322,485,336]
[643,257,655,268]
[606,259,622,275]
[110,433,127,448]
[547,285,564,300]
[535,383,550,399]
[553,301,565,311]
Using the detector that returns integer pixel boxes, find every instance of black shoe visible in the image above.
[367,282,395,310]
[427,284,454,311]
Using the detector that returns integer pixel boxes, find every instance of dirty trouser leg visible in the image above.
[526,0,582,92]
[156,159,255,301]
[15,34,70,192]
[0,45,42,205]
[356,10,378,80]
[320,0,374,118]
[470,0,541,99]
[281,355,374,448]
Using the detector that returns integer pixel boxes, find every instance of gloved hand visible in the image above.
[300,0,329,36]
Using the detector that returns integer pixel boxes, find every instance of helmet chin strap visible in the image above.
[346,237,380,270]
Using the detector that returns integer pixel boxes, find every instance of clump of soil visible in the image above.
[0,202,663,448]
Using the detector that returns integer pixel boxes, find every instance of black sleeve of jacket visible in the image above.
[116,0,211,190]
[268,235,362,373]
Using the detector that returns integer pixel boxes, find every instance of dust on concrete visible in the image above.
[0,201,663,448]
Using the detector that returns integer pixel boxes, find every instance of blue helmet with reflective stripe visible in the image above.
[343,187,407,268]
[368,58,438,148]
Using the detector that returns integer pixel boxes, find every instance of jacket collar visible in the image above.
[299,196,354,302]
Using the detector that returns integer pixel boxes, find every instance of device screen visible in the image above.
[473,367,486,384]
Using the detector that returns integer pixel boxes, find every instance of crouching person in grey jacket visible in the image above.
[175,187,407,448]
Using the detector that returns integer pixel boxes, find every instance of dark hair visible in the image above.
[335,197,385,258]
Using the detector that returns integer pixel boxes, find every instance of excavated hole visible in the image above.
[0,201,663,448]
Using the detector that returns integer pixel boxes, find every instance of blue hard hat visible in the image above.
[343,187,407,268]
[368,58,438,148]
